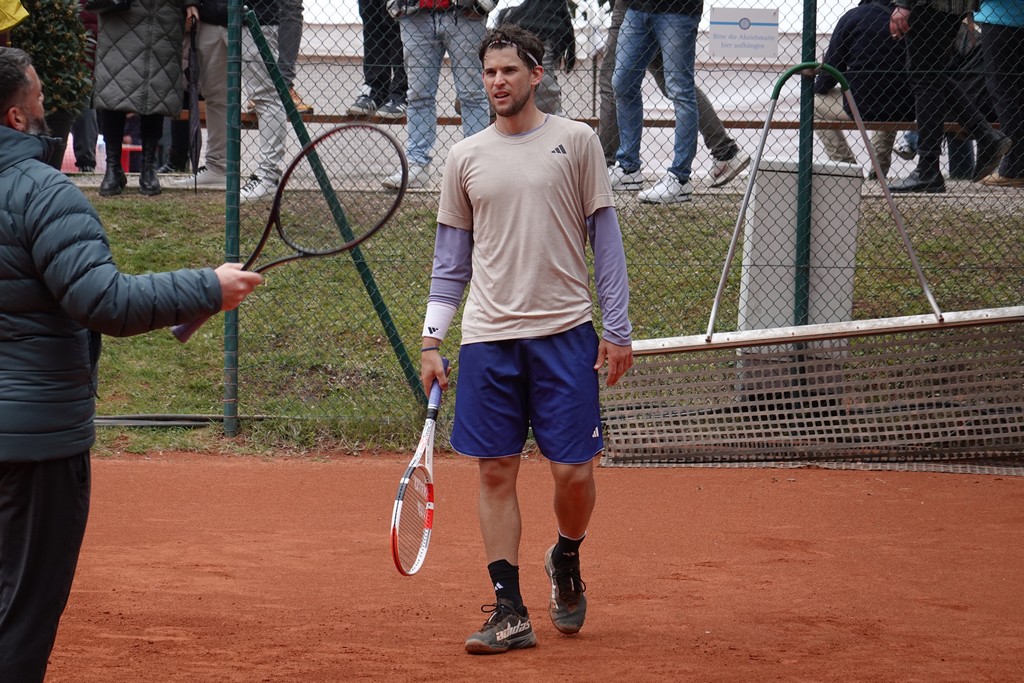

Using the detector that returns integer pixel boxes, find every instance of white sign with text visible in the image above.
[709,7,780,59]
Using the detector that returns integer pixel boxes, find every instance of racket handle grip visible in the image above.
[427,357,449,409]
[171,314,212,343]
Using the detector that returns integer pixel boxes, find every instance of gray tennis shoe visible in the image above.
[544,545,588,634]
[464,599,537,655]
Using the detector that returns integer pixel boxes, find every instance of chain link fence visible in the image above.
[228,0,1023,446]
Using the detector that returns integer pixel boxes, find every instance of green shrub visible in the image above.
[10,0,91,113]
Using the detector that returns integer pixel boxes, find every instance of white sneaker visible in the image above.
[383,163,429,189]
[239,175,278,203]
[709,150,751,187]
[894,135,917,160]
[638,173,693,204]
[376,99,407,121]
[347,93,377,116]
[169,166,227,188]
[608,164,644,191]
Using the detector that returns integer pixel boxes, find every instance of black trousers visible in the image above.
[99,111,164,164]
[982,22,1024,177]
[358,0,408,105]
[0,453,91,683]
[905,5,994,171]
[71,108,99,169]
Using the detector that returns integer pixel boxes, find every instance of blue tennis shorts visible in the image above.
[450,322,603,464]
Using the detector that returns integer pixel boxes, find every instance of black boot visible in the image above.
[158,148,189,173]
[973,130,1011,183]
[98,147,127,197]
[139,138,162,196]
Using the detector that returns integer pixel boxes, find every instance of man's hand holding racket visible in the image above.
[420,340,449,393]
[214,263,262,311]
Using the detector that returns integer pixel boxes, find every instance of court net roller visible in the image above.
[601,307,1024,468]
[601,64,1024,473]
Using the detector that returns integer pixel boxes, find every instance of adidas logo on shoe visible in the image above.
[464,599,537,655]
[495,619,532,642]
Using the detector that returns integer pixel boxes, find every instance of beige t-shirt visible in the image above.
[437,115,614,344]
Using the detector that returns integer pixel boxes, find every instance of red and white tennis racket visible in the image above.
[390,358,448,576]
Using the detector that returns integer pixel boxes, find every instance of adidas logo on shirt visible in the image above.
[551,144,567,155]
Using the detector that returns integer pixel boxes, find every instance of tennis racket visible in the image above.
[390,358,449,576]
[172,122,408,342]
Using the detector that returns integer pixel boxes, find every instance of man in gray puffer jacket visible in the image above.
[0,47,262,682]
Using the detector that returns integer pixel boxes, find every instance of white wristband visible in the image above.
[422,301,457,341]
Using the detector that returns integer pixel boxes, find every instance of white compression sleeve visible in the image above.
[422,300,457,341]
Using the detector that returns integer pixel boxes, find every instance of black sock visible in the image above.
[487,559,522,608]
[553,532,585,571]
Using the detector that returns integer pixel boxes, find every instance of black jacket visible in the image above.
[497,0,576,70]
[813,1,916,122]
[184,0,277,29]
[0,125,222,462]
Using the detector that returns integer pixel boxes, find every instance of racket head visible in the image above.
[390,423,435,576]
[268,123,408,264]
[171,124,407,342]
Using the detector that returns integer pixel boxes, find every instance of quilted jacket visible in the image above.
[92,0,185,116]
[0,125,222,463]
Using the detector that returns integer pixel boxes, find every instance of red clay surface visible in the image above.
[46,452,1024,682]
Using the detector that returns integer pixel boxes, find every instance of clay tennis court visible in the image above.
[45,452,1023,682]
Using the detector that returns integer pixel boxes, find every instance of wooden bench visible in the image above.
[181,104,986,136]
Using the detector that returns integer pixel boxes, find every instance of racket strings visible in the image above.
[277,126,405,255]
[395,466,431,570]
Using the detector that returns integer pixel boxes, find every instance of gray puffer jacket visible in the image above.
[0,125,221,463]
[92,0,185,116]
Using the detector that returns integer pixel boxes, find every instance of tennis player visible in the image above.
[0,47,262,682]
[419,24,633,654]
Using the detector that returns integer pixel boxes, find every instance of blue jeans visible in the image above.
[399,11,490,167]
[612,9,699,182]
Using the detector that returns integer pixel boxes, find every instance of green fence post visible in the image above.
[794,0,818,328]
[223,0,243,436]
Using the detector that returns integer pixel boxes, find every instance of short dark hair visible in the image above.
[0,47,34,117]
[478,24,545,69]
